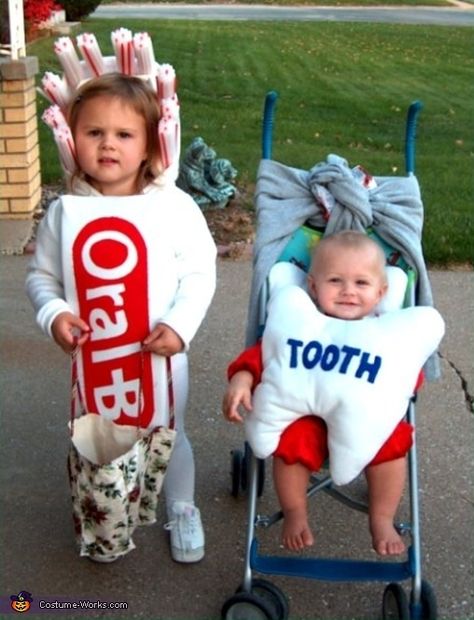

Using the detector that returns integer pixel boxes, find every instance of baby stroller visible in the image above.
[221,92,438,620]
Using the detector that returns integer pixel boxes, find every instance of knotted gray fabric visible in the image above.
[246,155,440,380]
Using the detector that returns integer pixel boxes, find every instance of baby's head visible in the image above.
[67,73,161,193]
[307,230,388,320]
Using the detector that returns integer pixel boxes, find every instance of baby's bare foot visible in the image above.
[370,515,405,556]
[282,509,315,551]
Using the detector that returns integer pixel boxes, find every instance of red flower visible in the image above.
[24,0,57,27]
[80,497,109,525]
[128,486,141,503]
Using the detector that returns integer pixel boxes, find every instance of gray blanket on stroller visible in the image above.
[246,155,440,380]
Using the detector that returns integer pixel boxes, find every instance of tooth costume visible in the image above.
[239,285,444,486]
[228,263,444,486]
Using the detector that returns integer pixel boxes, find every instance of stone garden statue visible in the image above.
[177,137,238,210]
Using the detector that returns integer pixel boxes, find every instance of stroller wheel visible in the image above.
[221,591,278,620]
[382,583,410,620]
[236,579,289,620]
[230,449,243,497]
[410,580,437,620]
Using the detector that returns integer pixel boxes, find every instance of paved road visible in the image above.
[92,3,474,26]
[1,254,473,619]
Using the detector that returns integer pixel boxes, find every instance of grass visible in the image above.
[28,19,473,266]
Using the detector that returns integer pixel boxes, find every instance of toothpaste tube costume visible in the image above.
[26,31,216,513]
[27,184,216,429]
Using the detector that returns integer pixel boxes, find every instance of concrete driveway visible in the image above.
[1,254,472,619]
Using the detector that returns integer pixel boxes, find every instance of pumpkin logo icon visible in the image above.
[10,591,33,613]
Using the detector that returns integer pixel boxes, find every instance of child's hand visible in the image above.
[222,371,253,423]
[142,323,184,357]
[51,312,90,353]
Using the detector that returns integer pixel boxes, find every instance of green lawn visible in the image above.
[28,19,473,266]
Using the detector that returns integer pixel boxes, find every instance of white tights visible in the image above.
[163,354,195,516]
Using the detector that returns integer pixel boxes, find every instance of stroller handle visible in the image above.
[261,91,423,176]
[262,90,278,160]
[405,100,423,175]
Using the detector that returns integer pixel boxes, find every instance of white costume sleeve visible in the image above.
[25,199,73,337]
[157,188,217,350]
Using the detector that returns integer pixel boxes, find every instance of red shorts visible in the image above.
[273,416,413,471]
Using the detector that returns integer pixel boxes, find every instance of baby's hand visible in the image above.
[51,312,90,353]
[142,323,184,357]
[222,371,253,423]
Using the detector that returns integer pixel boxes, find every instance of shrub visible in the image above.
[60,0,102,21]
[24,0,56,28]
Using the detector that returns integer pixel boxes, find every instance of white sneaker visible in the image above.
[164,502,205,563]
[88,554,119,563]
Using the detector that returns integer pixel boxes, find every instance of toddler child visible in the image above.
[26,73,216,563]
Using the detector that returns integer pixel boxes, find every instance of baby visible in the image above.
[223,231,442,556]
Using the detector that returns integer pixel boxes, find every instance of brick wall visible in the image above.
[0,56,41,220]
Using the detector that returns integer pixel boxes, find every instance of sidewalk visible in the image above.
[1,254,473,619]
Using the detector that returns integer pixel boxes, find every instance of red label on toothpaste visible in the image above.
[72,216,154,427]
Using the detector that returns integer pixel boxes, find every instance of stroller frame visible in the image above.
[222,92,436,620]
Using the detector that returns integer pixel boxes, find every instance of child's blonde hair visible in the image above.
[67,73,161,192]
[311,230,387,282]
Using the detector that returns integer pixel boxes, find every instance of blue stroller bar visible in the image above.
[405,101,423,176]
[261,90,423,174]
[250,539,414,583]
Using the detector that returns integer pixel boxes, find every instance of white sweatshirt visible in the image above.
[26,179,217,351]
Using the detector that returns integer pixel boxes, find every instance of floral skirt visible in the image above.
[67,415,175,561]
